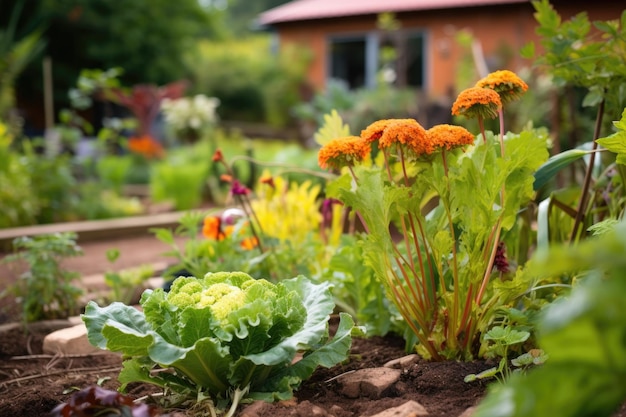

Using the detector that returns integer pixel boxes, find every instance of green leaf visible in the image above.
[533,148,594,190]
[596,132,626,166]
[313,110,351,146]
[244,277,334,366]
[520,41,535,59]
[82,301,153,355]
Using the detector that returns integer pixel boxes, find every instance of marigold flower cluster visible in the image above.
[476,70,528,105]
[451,69,528,120]
[127,135,164,159]
[318,119,476,170]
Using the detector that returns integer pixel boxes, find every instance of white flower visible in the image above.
[160,94,220,138]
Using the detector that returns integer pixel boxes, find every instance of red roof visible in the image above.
[259,0,530,25]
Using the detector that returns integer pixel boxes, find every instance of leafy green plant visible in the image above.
[524,1,626,243]
[0,121,39,227]
[0,232,83,323]
[320,233,402,337]
[464,326,547,383]
[152,210,266,281]
[320,70,549,360]
[82,272,359,417]
[103,249,155,305]
[473,220,626,417]
[150,157,208,210]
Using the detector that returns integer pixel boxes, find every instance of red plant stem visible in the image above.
[440,150,460,333]
[389,254,429,331]
[569,99,605,243]
[392,244,426,314]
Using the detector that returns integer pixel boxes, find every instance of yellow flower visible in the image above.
[318,136,371,170]
[476,70,528,105]
[451,87,502,120]
[427,124,475,151]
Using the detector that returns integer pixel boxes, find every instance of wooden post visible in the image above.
[43,56,54,130]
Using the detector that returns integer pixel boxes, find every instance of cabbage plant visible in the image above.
[83,272,359,416]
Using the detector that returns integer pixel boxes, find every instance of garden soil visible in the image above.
[1,235,625,417]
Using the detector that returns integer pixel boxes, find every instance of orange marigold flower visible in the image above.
[427,124,475,151]
[476,70,528,105]
[128,135,164,159]
[361,119,397,143]
[451,87,501,120]
[318,136,371,170]
[378,119,432,155]
[202,215,227,240]
[240,236,258,250]
[220,174,233,183]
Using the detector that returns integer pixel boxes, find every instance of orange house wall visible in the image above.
[272,3,624,99]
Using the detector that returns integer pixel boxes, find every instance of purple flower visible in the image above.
[231,180,250,196]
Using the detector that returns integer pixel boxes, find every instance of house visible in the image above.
[258,0,624,101]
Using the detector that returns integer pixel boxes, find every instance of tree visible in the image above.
[0,0,226,128]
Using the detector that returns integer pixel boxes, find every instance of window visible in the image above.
[327,30,426,90]
[329,37,367,89]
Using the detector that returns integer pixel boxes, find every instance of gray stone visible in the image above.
[42,324,102,355]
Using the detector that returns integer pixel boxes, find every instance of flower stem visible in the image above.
[569,98,605,243]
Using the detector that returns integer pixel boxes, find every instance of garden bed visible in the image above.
[0,320,490,417]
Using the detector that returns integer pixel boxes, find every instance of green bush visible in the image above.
[188,36,310,127]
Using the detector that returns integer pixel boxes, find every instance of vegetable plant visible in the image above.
[1,232,83,323]
[474,219,626,417]
[319,70,549,360]
[103,248,155,305]
[82,271,359,417]
[525,1,626,244]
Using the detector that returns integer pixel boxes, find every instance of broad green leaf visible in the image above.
[596,118,626,166]
[533,148,593,190]
[245,277,334,366]
[82,301,153,355]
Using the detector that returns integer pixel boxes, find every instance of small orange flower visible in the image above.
[259,174,275,188]
[318,136,371,170]
[427,124,475,151]
[202,215,227,240]
[212,149,224,162]
[127,135,164,159]
[476,70,528,105]
[377,119,431,155]
[451,87,502,120]
[240,236,258,250]
[220,174,233,183]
